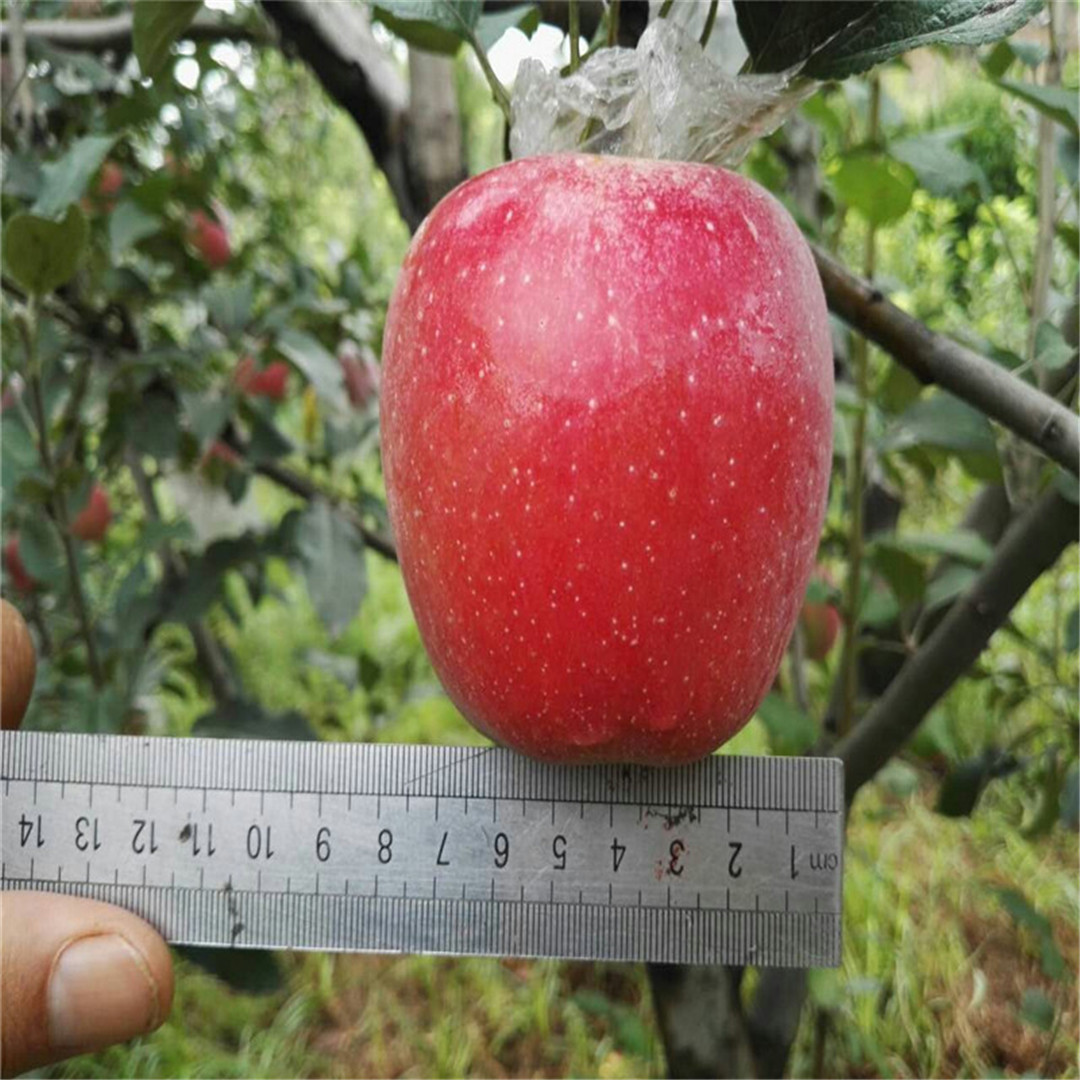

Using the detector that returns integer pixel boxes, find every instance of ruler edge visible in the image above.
[1,730,846,812]
[0,878,843,969]
[2,732,845,968]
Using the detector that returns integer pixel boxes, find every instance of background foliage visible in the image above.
[1,0,1077,1077]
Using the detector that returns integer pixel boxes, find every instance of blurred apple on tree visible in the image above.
[188,209,231,269]
[70,484,112,543]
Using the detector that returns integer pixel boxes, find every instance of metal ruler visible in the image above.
[1,731,843,968]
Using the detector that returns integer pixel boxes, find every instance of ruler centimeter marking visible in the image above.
[1,732,844,968]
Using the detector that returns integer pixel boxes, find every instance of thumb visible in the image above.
[1,890,174,1074]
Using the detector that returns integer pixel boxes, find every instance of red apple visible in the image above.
[1,598,37,729]
[71,483,112,543]
[339,340,380,408]
[234,357,289,401]
[799,566,841,661]
[4,533,35,594]
[801,600,841,662]
[202,440,243,468]
[96,161,124,200]
[189,210,231,269]
[381,154,833,764]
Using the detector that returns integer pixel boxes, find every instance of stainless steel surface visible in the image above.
[2,732,844,967]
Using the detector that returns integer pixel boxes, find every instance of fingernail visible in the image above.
[48,934,161,1052]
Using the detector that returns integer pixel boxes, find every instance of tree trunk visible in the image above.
[649,965,757,1078]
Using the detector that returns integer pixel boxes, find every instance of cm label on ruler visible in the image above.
[2,734,843,966]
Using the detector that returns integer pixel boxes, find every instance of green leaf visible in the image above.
[1064,608,1079,653]
[124,392,180,459]
[204,277,254,338]
[829,152,915,226]
[998,78,1080,136]
[275,328,344,403]
[371,1,482,55]
[1034,320,1075,372]
[109,200,162,259]
[859,580,901,628]
[923,563,978,613]
[296,500,367,639]
[891,131,986,197]
[908,709,960,762]
[1060,763,1079,830]
[1053,466,1080,505]
[475,3,540,50]
[1019,988,1055,1031]
[755,693,817,756]
[879,363,925,415]
[19,515,67,588]
[1057,221,1079,257]
[735,0,1041,80]
[936,749,1018,817]
[180,392,232,447]
[2,207,89,295]
[982,38,1048,76]
[866,541,926,607]
[885,530,994,566]
[245,410,293,464]
[2,152,43,200]
[992,887,1066,979]
[1,413,44,508]
[32,134,117,220]
[133,0,203,78]
[1058,131,1079,187]
[807,968,844,1010]
[193,699,317,741]
[881,392,999,458]
[176,947,284,995]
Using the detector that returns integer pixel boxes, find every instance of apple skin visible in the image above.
[189,210,231,269]
[381,154,833,763]
[3,533,36,594]
[1,598,37,729]
[71,483,112,543]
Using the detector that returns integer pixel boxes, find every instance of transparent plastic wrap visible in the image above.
[510,19,815,168]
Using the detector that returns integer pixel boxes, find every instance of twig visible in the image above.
[813,246,1080,476]
[0,10,269,52]
[606,0,620,48]
[788,623,809,713]
[568,0,580,71]
[838,75,880,737]
[24,359,106,688]
[1027,1,1062,378]
[126,452,238,706]
[834,487,1078,796]
[254,460,398,562]
[467,30,512,124]
[699,0,718,48]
